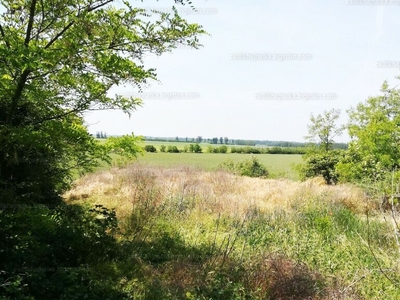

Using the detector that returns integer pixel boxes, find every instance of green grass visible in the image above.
[137,152,302,180]
[63,164,400,299]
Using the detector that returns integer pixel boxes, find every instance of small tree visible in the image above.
[299,109,344,184]
[160,145,166,153]
[105,133,144,159]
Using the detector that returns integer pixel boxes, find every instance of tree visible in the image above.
[299,109,344,184]
[105,133,144,158]
[337,81,400,183]
[0,0,205,204]
[224,137,229,144]
[219,137,223,144]
[306,109,343,151]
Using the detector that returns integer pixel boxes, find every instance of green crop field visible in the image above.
[136,152,302,180]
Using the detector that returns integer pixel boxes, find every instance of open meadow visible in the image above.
[64,163,400,299]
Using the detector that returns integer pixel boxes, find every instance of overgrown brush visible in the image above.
[58,164,400,298]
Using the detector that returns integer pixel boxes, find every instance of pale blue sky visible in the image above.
[85,0,400,142]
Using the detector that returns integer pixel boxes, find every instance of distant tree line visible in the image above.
[96,131,108,139]
[145,144,305,155]
[144,136,347,149]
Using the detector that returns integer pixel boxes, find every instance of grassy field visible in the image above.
[65,164,400,299]
[136,152,302,180]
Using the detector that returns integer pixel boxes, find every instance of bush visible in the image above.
[167,145,180,153]
[160,145,166,152]
[0,203,123,300]
[207,145,217,153]
[144,145,157,153]
[219,157,269,178]
[237,157,269,178]
[218,145,228,153]
[297,150,342,185]
[189,143,202,153]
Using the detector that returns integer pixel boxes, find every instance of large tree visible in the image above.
[337,81,400,183]
[0,0,205,204]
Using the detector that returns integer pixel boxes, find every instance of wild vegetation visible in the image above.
[60,164,399,299]
[2,0,400,299]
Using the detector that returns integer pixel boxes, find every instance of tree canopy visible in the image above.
[0,0,206,204]
[338,81,400,182]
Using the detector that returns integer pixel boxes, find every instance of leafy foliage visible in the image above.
[0,203,121,299]
[337,82,400,182]
[220,157,269,178]
[0,0,206,204]
[105,133,144,159]
[144,145,157,153]
[298,148,342,185]
[299,109,344,184]
[167,145,180,153]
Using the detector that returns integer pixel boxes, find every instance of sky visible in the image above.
[84,0,400,143]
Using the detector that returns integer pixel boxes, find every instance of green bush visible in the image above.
[189,143,202,153]
[144,145,157,153]
[218,145,228,153]
[297,150,342,185]
[0,203,123,300]
[160,145,166,152]
[219,157,269,178]
[167,145,180,153]
[237,157,269,178]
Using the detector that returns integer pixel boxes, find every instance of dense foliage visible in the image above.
[220,157,269,178]
[0,0,205,204]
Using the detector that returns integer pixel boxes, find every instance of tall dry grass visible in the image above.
[65,163,368,219]
[63,163,398,299]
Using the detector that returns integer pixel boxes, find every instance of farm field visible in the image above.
[136,152,302,180]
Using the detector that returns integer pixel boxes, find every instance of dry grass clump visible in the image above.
[64,163,368,219]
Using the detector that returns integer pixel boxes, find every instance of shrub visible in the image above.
[144,145,157,152]
[189,143,202,153]
[237,157,269,178]
[297,150,342,185]
[160,145,166,152]
[207,145,217,153]
[219,157,269,178]
[167,145,180,153]
[218,145,228,153]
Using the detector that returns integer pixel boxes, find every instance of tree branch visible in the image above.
[25,0,38,46]
[0,24,10,48]
[45,0,115,49]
